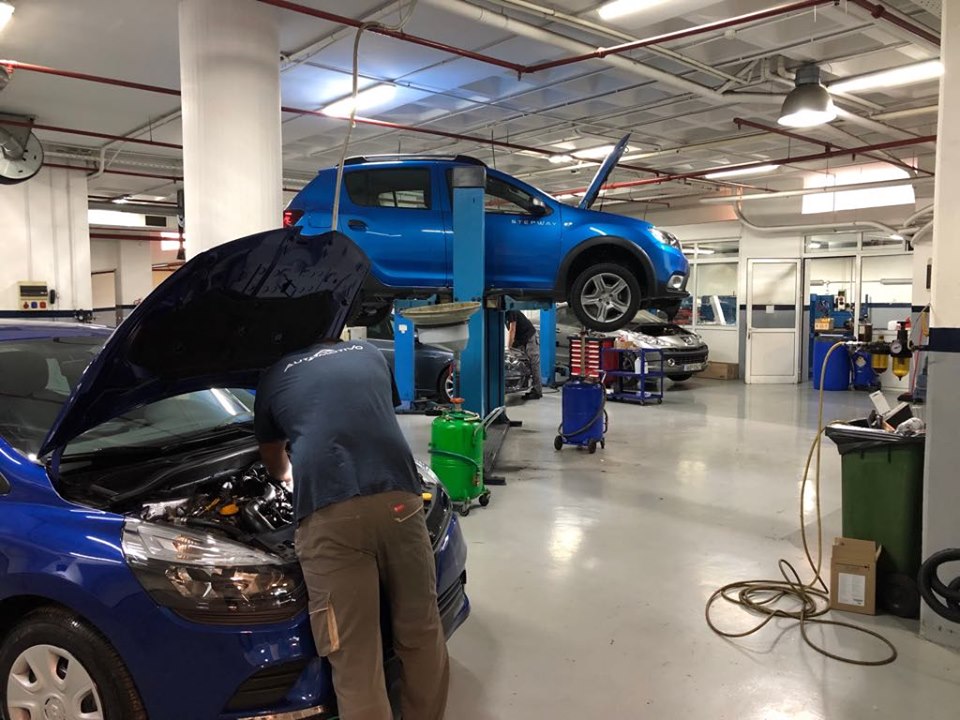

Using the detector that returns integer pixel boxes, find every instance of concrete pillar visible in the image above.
[179,0,283,256]
[920,1,960,649]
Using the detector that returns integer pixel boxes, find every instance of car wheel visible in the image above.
[670,373,693,382]
[0,607,146,720]
[439,364,455,403]
[570,263,641,332]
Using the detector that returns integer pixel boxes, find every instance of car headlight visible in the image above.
[122,520,306,625]
[649,227,682,250]
[416,458,441,489]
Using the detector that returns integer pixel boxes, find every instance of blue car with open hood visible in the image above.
[285,134,690,332]
[0,228,469,720]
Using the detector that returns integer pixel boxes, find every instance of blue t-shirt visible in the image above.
[254,340,421,521]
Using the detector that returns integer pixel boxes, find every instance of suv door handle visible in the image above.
[348,219,368,231]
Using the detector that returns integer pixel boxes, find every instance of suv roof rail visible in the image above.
[342,154,487,167]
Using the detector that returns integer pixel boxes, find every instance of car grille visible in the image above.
[662,348,708,366]
[438,571,467,632]
[226,659,311,712]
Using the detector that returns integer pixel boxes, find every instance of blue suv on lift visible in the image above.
[0,229,469,720]
[285,135,689,332]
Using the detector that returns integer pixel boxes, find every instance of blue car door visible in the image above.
[482,173,560,292]
[338,165,447,288]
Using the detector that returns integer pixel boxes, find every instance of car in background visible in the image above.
[285,134,689,333]
[0,228,469,720]
[366,316,534,401]
[550,305,709,382]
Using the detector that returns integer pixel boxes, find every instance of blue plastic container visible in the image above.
[555,379,606,453]
[813,337,851,391]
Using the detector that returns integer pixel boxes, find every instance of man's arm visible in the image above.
[259,440,293,487]
[507,320,516,348]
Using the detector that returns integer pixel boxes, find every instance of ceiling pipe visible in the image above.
[900,202,935,229]
[733,117,933,176]
[480,0,743,83]
[909,219,934,243]
[700,176,935,204]
[561,134,937,194]
[845,0,941,50]
[872,105,938,121]
[43,162,183,181]
[734,205,900,236]
[3,119,182,149]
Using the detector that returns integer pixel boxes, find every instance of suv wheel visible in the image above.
[0,608,146,720]
[570,263,641,332]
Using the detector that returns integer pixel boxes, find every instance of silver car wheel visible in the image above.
[7,644,104,720]
[444,368,456,401]
[579,272,632,325]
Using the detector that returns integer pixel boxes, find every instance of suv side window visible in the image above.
[345,169,431,209]
[484,176,540,215]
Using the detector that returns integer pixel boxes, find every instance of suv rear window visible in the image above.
[345,169,431,209]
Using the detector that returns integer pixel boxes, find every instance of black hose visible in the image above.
[918,549,960,623]
[556,381,607,441]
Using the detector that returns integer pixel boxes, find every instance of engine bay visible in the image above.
[139,462,294,540]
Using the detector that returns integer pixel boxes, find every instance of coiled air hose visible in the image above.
[918,549,960,623]
[705,340,897,666]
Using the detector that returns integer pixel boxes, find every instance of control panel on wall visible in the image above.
[18,281,51,310]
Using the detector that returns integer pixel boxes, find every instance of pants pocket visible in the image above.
[307,590,341,656]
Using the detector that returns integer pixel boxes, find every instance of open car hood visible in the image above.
[40,228,369,457]
[579,133,630,210]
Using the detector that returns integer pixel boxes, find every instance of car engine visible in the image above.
[139,462,294,540]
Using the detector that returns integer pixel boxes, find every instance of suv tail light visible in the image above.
[283,209,304,228]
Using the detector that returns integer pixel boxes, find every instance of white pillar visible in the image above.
[179,0,283,256]
[920,1,960,649]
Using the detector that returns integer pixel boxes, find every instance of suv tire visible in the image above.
[570,263,641,332]
[0,607,146,720]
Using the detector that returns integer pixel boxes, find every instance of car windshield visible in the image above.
[0,335,254,457]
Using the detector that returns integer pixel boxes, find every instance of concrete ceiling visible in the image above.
[0,0,942,217]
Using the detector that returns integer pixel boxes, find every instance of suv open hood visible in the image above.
[579,133,630,210]
[40,228,369,457]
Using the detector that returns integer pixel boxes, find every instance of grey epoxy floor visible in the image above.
[398,380,959,720]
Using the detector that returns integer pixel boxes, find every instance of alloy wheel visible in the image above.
[579,272,632,325]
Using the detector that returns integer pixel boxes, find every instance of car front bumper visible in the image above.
[116,513,469,720]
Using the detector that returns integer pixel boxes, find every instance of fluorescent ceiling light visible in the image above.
[879,278,912,286]
[830,60,944,95]
[704,164,780,180]
[322,84,397,118]
[597,0,669,20]
[802,163,915,215]
[889,233,905,241]
[573,145,615,160]
[160,240,180,252]
[549,154,573,164]
[0,2,14,32]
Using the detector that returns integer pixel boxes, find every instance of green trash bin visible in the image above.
[826,420,925,618]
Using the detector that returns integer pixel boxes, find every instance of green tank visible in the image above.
[429,403,491,516]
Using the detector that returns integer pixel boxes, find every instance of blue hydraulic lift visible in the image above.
[389,164,559,470]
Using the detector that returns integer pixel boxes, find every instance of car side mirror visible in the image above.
[529,198,548,217]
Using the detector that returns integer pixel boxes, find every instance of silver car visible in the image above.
[551,306,709,382]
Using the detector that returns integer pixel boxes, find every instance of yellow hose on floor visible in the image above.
[704,341,897,666]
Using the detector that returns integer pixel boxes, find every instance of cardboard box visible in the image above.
[699,361,739,380]
[830,537,880,615]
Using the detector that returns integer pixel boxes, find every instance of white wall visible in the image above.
[0,168,91,311]
[88,237,154,325]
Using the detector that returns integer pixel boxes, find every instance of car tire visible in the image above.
[0,607,146,720]
[569,263,641,332]
[670,373,693,382]
[438,364,455,403]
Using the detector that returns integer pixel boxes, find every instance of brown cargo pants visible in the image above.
[294,490,450,720]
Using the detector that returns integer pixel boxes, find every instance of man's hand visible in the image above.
[259,440,293,489]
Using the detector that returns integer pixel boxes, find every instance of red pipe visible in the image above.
[257,0,525,73]
[848,0,941,47]
[43,163,182,181]
[90,232,170,243]
[525,0,838,73]
[4,119,182,149]
[733,117,934,177]
[1,60,181,96]
[561,134,937,194]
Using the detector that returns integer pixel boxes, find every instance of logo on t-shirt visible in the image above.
[283,344,365,373]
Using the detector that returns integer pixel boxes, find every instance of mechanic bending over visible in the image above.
[505,309,542,400]
[255,338,449,720]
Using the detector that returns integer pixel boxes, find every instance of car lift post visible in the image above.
[540,305,557,388]
[452,166,512,483]
[392,299,419,412]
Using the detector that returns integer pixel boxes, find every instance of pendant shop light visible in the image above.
[778,64,836,128]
